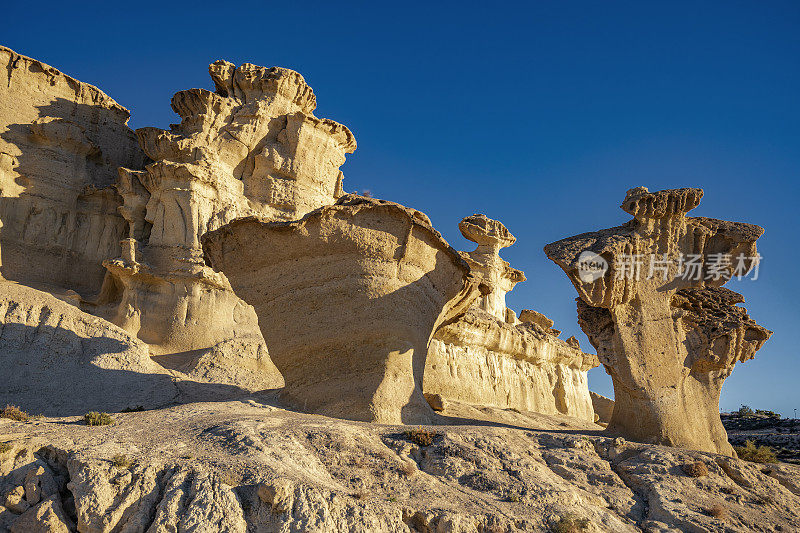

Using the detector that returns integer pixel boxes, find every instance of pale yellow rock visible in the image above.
[257,478,295,513]
[519,309,554,329]
[3,485,27,514]
[545,187,772,455]
[424,215,598,421]
[9,495,72,533]
[100,59,355,365]
[202,195,479,424]
[0,280,179,415]
[0,46,146,298]
[424,393,447,412]
[590,392,615,425]
[426,308,597,420]
[457,214,524,320]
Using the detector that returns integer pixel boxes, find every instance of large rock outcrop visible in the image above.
[545,187,772,455]
[424,215,598,421]
[0,281,178,415]
[202,195,479,424]
[98,60,355,362]
[0,46,146,297]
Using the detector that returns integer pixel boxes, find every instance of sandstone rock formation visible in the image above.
[98,60,355,364]
[202,195,479,424]
[590,391,615,425]
[0,48,287,395]
[424,215,598,420]
[0,46,145,297]
[0,281,177,416]
[545,187,772,455]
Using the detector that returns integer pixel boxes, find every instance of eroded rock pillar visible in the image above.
[545,187,771,455]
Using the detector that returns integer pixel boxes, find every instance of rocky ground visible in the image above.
[2,398,800,532]
[723,412,800,465]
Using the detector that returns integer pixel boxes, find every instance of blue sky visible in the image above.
[5,1,799,415]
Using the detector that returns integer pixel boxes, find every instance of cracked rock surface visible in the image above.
[2,400,799,532]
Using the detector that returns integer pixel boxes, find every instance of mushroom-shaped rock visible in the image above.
[202,195,479,424]
[458,214,525,321]
[459,214,517,251]
[544,187,771,456]
[423,215,599,421]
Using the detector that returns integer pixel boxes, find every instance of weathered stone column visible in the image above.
[423,214,599,420]
[545,187,771,455]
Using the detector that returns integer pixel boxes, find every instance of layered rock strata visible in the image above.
[0,280,178,415]
[99,59,354,368]
[545,187,772,455]
[202,195,479,424]
[0,46,146,297]
[424,214,598,420]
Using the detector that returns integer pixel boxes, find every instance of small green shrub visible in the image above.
[84,412,114,426]
[552,513,590,533]
[111,454,132,469]
[734,439,777,464]
[1,405,29,422]
[404,427,436,447]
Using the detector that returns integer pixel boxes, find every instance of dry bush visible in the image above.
[1,405,29,422]
[111,454,132,469]
[399,461,417,477]
[552,513,590,532]
[84,412,114,426]
[734,440,778,464]
[706,503,726,519]
[682,461,709,477]
[0,442,11,453]
[404,427,436,447]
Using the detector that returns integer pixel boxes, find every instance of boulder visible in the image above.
[9,495,73,533]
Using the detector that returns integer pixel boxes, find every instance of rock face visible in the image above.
[545,187,772,455]
[0,46,146,297]
[3,401,800,533]
[424,215,598,420]
[98,59,355,363]
[591,391,615,425]
[202,196,479,424]
[0,281,178,416]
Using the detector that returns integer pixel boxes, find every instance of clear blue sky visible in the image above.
[5,1,799,415]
